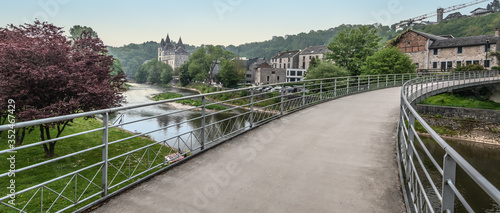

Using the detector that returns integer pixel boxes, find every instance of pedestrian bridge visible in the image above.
[0,72,499,212]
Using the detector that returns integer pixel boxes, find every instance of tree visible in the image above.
[206,45,235,82]
[361,47,416,75]
[111,58,125,77]
[161,64,174,84]
[69,25,98,39]
[0,21,125,157]
[147,61,162,85]
[309,57,320,68]
[218,60,246,88]
[326,26,381,76]
[305,61,349,79]
[135,65,149,83]
[179,62,191,86]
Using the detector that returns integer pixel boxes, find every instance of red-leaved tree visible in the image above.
[0,21,125,157]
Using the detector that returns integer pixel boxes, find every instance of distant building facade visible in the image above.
[390,29,499,71]
[245,58,268,84]
[254,62,286,85]
[270,50,300,69]
[158,34,189,69]
[298,45,330,70]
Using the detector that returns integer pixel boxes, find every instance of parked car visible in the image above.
[270,86,282,92]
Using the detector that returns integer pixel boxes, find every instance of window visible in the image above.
[246,74,251,78]
[484,60,491,68]
[415,63,419,68]
[267,76,269,82]
[485,43,491,53]
[303,56,305,60]
[457,61,462,67]
[316,55,319,59]
[297,71,303,76]
[287,70,289,76]
[279,58,282,63]
[277,76,280,81]
[291,71,296,76]
[466,61,472,65]
[433,62,438,69]
[290,78,296,82]
[457,47,463,54]
[433,49,438,55]
[407,41,411,47]
[473,60,480,65]
[302,62,305,69]
[447,61,453,69]
[272,71,275,74]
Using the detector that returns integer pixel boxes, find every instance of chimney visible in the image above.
[496,28,500,36]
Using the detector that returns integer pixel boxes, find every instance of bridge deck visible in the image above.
[94,87,405,213]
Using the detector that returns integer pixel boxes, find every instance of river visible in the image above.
[420,136,500,212]
[111,83,241,152]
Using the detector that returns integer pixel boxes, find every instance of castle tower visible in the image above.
[437,8,444,23]
[158,34,190,70]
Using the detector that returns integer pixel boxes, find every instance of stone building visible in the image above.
[245,58,267,84]
[158,34,189,70]
[390,29,499,71]
[254,62,286,85]
[270,50,300,69]
[298,45,330,70]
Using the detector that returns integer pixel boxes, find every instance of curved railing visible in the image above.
[398,70,500,213]
[0,73,420,212]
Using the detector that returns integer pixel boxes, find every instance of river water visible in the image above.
[112,83,240,151]
[420,137,500,212]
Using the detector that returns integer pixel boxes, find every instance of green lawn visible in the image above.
[420,93,500,110]
[0,117,170,212]
[153,92,228,110]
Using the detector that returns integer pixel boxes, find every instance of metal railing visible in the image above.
[0,73,419,212]
[398,70,500,213]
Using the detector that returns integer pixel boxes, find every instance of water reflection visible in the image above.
[418,136,500,212]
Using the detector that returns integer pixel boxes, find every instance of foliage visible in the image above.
[305,61,349,79]
[108,41,197,77]
[0,21,125,157]
[135,59,174,85]
[152,93,183,101]
[153,92,227,110]
[361,47,416,75]
[326,26,381,76]
[454,64,485,72]
[420,93,500,110]
[69,25,98,39]
[179,45,236,85]
[413,12,500,38]
[218,60,246,88]
[487,0,500,12]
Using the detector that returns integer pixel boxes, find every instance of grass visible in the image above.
[153,92,228,110]
[0,118,170,212]
[420,93,500,110]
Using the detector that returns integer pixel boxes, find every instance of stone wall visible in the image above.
[416,104,500,123]
[429,44,497,69]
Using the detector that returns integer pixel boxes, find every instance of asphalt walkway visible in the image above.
[94,87,405,213]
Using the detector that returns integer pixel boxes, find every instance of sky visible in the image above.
[0,0,491,47]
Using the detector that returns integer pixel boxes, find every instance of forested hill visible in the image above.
[108,12,500,77]
[412,12,500,38]
[107,42,197,76]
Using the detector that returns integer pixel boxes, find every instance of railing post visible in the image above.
[302,81,306,106]
[394,75,396,86]
[368,76,371,90]
[377,75,380,89]
[453,72,455,87]
[357,77,360,92]
[406,113,415,176]
[102,112,109,197]
[319,80,323,101]
[441,154,457,213]
[334,78,337,97]
[386,75,389,87]
[250,88,254,128]
[347,77,350,94]
[201,96,206,150]
[280,84,284,115]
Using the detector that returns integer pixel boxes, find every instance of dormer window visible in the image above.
[457,47,463,54]
[433,49,438,55]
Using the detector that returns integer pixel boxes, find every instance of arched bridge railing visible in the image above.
[398,70,500,213]
[0,73,417,212]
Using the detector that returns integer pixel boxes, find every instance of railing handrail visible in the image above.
[398,70,500,212]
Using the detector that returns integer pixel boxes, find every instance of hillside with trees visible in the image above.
[412,12,500,38]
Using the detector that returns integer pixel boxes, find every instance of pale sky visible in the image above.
[0,0,490,47]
